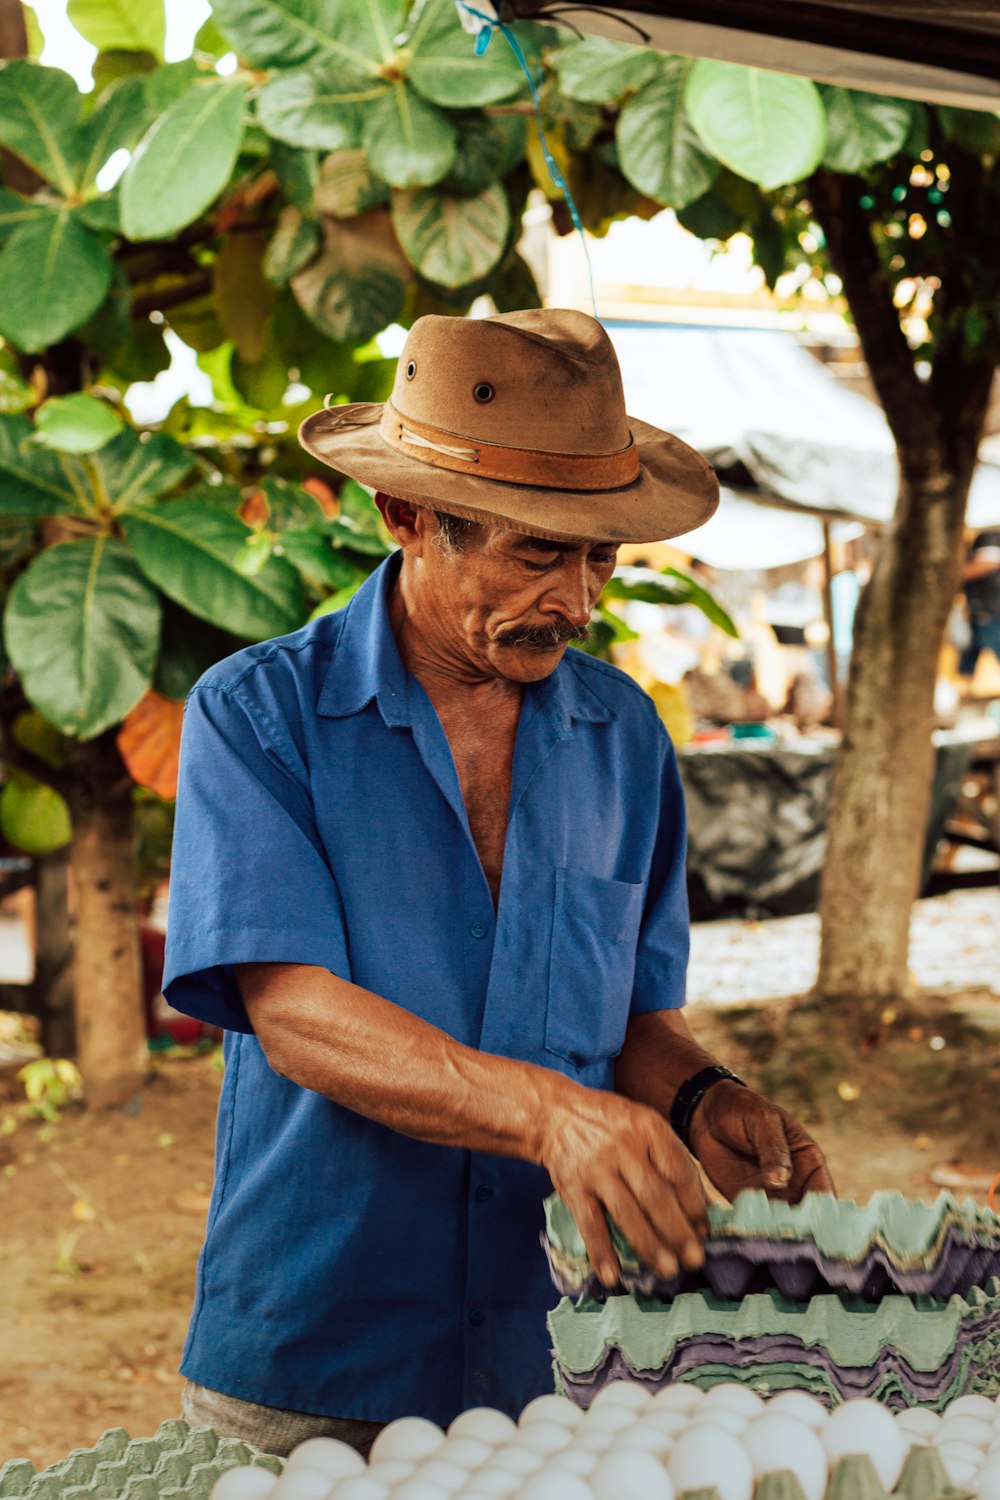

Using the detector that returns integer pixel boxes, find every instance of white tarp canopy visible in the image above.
[607,324,1000,547]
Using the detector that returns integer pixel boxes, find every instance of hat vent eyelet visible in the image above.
[405,360,417,380]
[473,381,495,403]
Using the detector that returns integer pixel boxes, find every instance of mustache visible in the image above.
[494,618,590,650]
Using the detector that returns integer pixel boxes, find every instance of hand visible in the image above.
[688,1080,834,1204]
[540,1083,709,1290]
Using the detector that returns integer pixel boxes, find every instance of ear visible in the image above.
[375,492,432,553]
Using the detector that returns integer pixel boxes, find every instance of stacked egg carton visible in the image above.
[543,1191,1000,1412]
[0,1420,282,1500]
[205,1386,1000,1500]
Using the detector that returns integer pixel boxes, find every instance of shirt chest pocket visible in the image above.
[544,867,645,1070]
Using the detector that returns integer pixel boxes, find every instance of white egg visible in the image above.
[488,1448,546,1477]
[392,1483,448,1500]
[935,1440,985,1471]
[371,1421,446,1466]
[516,1425,574,1458]
[612,1428,674,1460]
[667,1427,754,1500]
[330,1477,388,1500]
[571,1433,615,1457]
[935,1449,979,1488]
[439,1440,493,1472]
[517,1474,594,1500]
[591,1450,674,1500]
[649,1385,703,1415]
[946,1396,996,1423]
[589,1383,652,1415]
[212,1467,280,1500]
[544,1453,599,1478]
[272,1471,333,1500]
[449,1412,518,1447]
[366,1464,416,1489]
[519,1397,583,1430]
[822,1399,907,1492]
[988,1435,1000,1457]
[636,1412,690,1440]
[581,1408,638,1436]
[415,1463,469,1493]
[895,1409,942,1441]
[765,1393,829,1432]
[975,1461,1000,1500]
[286,1441,367,1482]
[934,1417,992,1451]
[742,1415,828,1500]
[689,1408,749,1438]
[701,1385,766,1420]
[454,1474,520,1498]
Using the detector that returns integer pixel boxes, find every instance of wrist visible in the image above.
[670,1065,746,1153]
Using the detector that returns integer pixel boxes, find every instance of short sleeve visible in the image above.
[163,682,350,1033]
[629,729,690,1014]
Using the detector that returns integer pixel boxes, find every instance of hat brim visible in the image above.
[298,402,718,545]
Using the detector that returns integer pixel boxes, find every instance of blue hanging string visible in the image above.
[455,1,599,319]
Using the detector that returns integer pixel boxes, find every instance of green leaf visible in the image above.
[551,37,661,104]
[34,393,123,455]
[1,771,72,855]
[269,138,320,211]
[91,48,158,99]
[67,0,165,58]
[406,0,525,108]
[13,710,68,769]
[820,87,914,173]
[263,206,322,285]
[276,527,367,592]
[937,106,1000,156]
[487,249,541,314]
[292,210,409,343]
[253,476,328,531]
[120,80,246,241]
[676,184,745,242]
[0,354,33,415]
[123,493,306,639]
[0,414,87,516]
[314,149,389,218]
[256,66,377,149]
[154,598,245,701]
[75,73,152,190]
[391,183,509,288]
[73,193,122,232]
[0,211,114,352]
[602,566,738,637]
[0,187,51,236]
[686,61,826,191]
[362,86,456,190]
[91,426,195,509]
[141,57,200,115]
[211,0,402,73]
[617,60,719,210]
[4,537,161,738]
[445,113,526,195]
[0,62,84,195]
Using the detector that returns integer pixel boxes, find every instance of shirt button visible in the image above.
[468,1308,485,1327]
[475,1184,493,1203]
[469,922,488,939]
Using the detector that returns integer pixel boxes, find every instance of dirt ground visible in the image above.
[3,991,1000,1472]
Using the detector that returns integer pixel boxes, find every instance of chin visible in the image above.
[492,644,567,682]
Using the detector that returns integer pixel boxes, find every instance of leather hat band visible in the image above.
[379,402,641,491]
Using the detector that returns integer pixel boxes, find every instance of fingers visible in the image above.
[565,1189,620,1291]
[650,1131,710,1239]
[743,1107,794,1193]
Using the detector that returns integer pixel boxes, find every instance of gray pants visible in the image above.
[182,1381,385,1459]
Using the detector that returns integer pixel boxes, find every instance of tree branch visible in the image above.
[808,168,940,485]
[131,272,213,319]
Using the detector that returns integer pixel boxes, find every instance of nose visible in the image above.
[541,559,594,629]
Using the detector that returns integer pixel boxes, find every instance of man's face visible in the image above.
[418,524,620,684]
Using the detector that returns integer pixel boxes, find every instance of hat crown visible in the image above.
[389,310,632,455]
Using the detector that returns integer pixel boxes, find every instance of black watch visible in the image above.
[670,1065,747,1151]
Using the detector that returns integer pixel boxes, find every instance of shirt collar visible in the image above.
[316,553,615,728]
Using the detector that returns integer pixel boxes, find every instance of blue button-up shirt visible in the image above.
[164,553,689,1425]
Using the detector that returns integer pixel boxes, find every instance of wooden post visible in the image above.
[821,520,843,728]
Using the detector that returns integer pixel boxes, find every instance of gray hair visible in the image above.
[432,509,511,556]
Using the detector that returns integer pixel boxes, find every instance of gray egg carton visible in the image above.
[0,1420,283,1500]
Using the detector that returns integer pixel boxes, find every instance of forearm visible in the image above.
[237,961,575,1164]
[614,1008,721,1119]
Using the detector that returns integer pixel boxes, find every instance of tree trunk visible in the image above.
[66,734,148,1108]
[32,850,76,1057]
[809,168,997,1014]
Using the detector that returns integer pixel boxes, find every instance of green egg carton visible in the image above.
[0,1421,283,1500]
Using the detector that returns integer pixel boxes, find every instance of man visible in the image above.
[959,528,1000,683]
[164,310,831,1455]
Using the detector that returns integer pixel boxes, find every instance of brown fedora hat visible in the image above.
[298,309,719,544]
